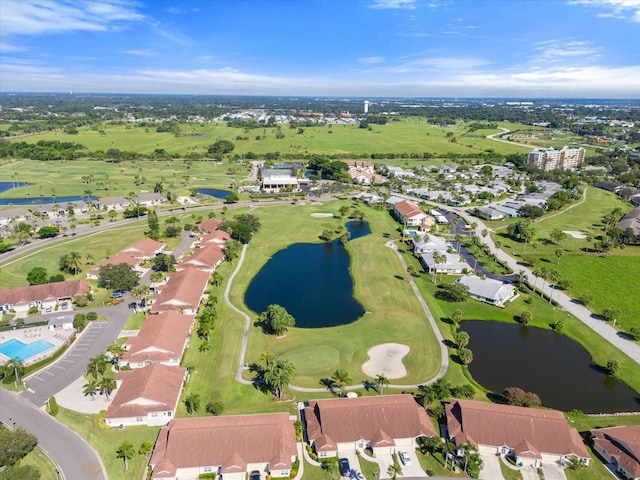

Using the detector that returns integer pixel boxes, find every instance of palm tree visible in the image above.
[83,379,99,400]
[375,373,389,395]
[85,253,95,265]
[452,309,463,326]
[264,359,296,400]
[87,354,109,379]
[68,251,82,275]
[555,248,564,266]
[260,350,276,367]
[184,393,201,415]
[107,343,125,362]
[116,441,135,471]
[5,359,24,386]
[387,463,403,480]
[210,272,223,288]
[548,270,560,304]
[99,377,117,400]
[331,369,351,397]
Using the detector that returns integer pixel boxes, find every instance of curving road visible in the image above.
[1,389,107,480]
[227,238,450,393]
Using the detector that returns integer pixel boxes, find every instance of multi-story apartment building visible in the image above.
[527,146,585,171]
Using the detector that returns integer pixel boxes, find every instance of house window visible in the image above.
[318,452,327,458]
[167,411,172,416]
[136,417,143,422]
[151,412,158,417]
[203,466,212,473]
[280,471,288,477]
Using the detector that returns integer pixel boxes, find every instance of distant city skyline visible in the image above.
[1,0,639,98]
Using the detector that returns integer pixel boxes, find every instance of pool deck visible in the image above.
[0,325,73,366]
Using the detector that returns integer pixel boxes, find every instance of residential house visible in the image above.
[120,312,195,369]
[198,218,222,233]
[149,413,298,480]
[104,363,186,428]
[86,252,139,279]
[456,275,516,307]
[261,168,300,193]
[616,207,640,242]
[411,234,448,254]
[180,244,225,271]
[591,425,640,480]
[0,280,90,316]
[121,238,165,259]
[420,251,469,275]
[200,229,231,246]
[304,394,437,457]
[150,267,210,314]
[446,399,590,468]
[393,200,435,231]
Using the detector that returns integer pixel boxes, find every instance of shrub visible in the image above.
[86,311,98,322]
[73,294,89,308]
[47,396,59,416]
[73,314,86,331]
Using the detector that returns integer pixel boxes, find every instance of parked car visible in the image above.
[339,458,350,477]
[110,291,124,299]
[399,451,411,465]
[249,471,261,480]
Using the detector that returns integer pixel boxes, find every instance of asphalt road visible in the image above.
[1,388,107,480]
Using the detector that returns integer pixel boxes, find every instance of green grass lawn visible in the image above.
[416,449,467,477]
[359,456,381,479]
[229,202,442,388]
[0,157,248,201]
[490,186,640,330]
[18,446,59,479]
[11,119,531,157]
[55,407,160,480]
[0,222,148,288]
[498,456,523,480]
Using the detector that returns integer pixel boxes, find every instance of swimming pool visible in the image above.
[0,338,56,361]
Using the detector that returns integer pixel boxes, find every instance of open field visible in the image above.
[8,119,532,157]
[0,158,248,201]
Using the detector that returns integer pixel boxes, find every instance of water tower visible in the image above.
[364,101,370,114]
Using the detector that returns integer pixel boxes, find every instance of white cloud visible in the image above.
[358,56,385,64]
[122,50,158,57]
[0,0,146,36]
[533,39,601,61]
[369,0,416,9]
[1,60,639,98]
[567,0,640,22]
[0,41,27,52]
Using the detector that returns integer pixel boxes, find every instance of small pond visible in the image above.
[244,221,369,328]
[197,188,233,199]
[0,195,87,206]
[461,321,640,413]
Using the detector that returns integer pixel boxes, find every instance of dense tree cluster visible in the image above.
[0,427,38,473]
[502,386,542,407]
[98,263,139,291]
[220,213,261,243]
[258,304,296,336]
[0,139,85,160]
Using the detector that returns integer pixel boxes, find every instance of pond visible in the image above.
[244,221,370,328]
[0,195,87,206]
[461,321,640,413]
[197,188,233,199]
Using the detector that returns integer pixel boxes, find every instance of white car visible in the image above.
[398,451,411,465]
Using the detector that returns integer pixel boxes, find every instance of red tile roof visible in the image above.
[591,425,640,478]
[201,230,231,245]
[199,218,222,233]
[121,312,194,366]
[181,244,224,270]
[305,394,437,448]
[150,267,210,313]
[150,413,297,478]
[105,363,185,420]
[0,280,90,306]
[122,238,165,258]
[446,399,590,459]
[394,200,425,218]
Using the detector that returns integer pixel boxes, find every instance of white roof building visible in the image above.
[456,275,516,307]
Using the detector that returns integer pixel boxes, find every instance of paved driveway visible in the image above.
[541,462,567,480]
[336,450,363,479]
[397,449,427,478]
[520,465,541,480]
[479,453,505,480]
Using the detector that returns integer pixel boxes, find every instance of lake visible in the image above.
[197,188,233,199]
[244,221,370,328]
[461,321,640,413]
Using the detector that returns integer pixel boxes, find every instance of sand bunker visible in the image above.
[310,213,333,218]
[362,343,410,379]
[564,230,587,239]
[177,196,198,205]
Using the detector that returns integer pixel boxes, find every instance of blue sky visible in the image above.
[1,0,639,98]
